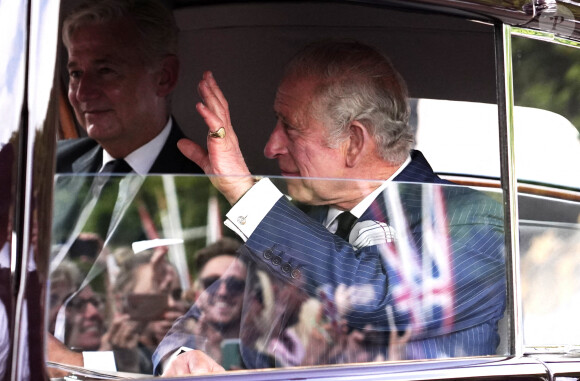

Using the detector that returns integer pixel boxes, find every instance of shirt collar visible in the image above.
[101,118,172,175]
[325,154,412,228]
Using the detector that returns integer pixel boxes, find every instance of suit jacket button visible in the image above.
[281,262,292,273]
[271,255,282,266]
[263,249,273,260]
[291,268,302,280]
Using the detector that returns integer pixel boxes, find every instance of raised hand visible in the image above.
[177,71,255,204]
[161,349,226,377]
[100,313,143,350]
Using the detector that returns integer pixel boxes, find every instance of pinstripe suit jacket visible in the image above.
[153,150,506,370]
[240,150,506,361]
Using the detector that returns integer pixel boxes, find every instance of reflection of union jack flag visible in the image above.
[378,184,454,343]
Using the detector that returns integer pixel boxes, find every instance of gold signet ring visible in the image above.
[208,127,226,139]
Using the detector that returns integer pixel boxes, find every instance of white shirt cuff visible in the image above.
[162,346,193,375]
[225,178,283,241]
[82,351,117,372]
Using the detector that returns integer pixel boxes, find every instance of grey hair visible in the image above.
[62,0,178,65]
[282,40,414,164]
[50,260,82,289]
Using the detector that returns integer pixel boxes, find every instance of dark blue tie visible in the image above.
[101,159,132,174]
[335,211,357,240]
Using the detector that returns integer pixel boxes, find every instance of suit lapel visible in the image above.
[394,150,449,184]
[306,205,329,225]
[359,191,389,223]
[150,121,181,173]
[150,120,202,174]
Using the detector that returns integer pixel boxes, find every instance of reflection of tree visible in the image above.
[513,36,580,133]
[53,176,234,282]
[95,176,231,272]
[520,217,580,345]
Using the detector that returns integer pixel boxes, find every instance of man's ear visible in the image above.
[345,121,367,167]
[156,54,179,97]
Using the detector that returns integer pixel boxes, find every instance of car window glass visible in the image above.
[50,1,510,377]
[48,174,507,378]
[512,34,580,348]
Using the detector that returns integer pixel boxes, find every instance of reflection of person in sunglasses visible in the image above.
[154,238,275,374]
[181,238,248,365]
[196,254,247,333]
[198,268,247,329]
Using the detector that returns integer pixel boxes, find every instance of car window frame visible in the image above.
[7,0,580,379]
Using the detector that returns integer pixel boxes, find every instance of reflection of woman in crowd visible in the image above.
[49,235,107,353]
[65,285,106,351]
[102,247,188,373]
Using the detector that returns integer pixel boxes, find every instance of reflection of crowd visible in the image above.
[48,234,188,374]
[50,231,420,375]
[156,240,409,373]
[50,236,289,374]
[520,217,580,344]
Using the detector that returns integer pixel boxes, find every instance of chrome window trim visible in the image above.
[165,357,549,381]
[496,22,523,358]
[511,27,580,49]
[11,0,32,378]
[11,0,60,378]
[509,26,580,355]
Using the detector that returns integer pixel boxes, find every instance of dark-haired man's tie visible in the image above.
[334,211,358,240]
[101,159,133,174]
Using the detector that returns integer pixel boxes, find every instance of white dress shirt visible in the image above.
[100,118,172,175]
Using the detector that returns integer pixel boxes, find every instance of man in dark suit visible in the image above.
[48,0,201,375]
[158,40,506,375]
[53,0,202,264]
[56,0,201,175]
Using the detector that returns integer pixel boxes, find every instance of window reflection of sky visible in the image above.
[414,99,580,190]
[0,0,26,143]
[521,225,580,346]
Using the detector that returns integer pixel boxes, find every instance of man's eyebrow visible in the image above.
[67,57,120,69]
[275,112,289,125]
[274,109,289,122]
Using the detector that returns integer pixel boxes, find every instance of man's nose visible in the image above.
[84,301,100,318]
[264,123,288,159]
[167,291,181,308]
[74,73,100,102]
[215,280,229,297]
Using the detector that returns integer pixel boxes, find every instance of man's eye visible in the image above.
[69,70,81,79]
[281,120,294,131]
[276,115,298,134]
[98,67,114,75]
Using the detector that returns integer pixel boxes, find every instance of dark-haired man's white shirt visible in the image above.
[100,118,172,174]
